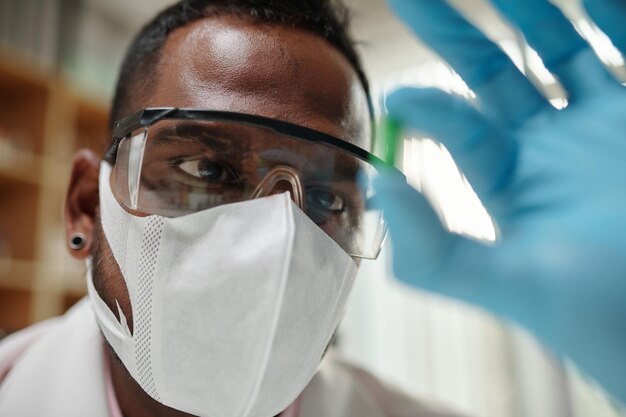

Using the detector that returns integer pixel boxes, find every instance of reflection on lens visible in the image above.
[113,118,386,259]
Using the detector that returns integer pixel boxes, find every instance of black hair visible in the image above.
[109,0,371,129]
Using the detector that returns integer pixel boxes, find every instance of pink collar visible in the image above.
[102,349,124,417]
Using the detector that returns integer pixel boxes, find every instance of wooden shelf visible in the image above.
[0,46,51,96]
[0,78,49,157]
[74,96,110,156]
[0,153,41,186]
[0,288,32,332]
[0,182,40,260]
[0,49,109,330]
[0,258,37,290]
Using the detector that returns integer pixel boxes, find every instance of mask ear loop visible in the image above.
[250,165,307,213]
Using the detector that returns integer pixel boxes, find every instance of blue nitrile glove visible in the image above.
[374,0,626,402]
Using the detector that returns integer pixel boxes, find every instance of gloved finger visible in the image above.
[387,0,547,128]
[489,0,617,100]
[583,0,626,56]
[372,170,521,310]
[371,169,459,283]
[387,87,517,208]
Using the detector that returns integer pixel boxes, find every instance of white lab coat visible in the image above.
[0,299,462,417]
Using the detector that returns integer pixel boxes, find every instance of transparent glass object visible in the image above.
[112,119,387,259]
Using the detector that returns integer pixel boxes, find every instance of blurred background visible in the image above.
[0,0,624,416]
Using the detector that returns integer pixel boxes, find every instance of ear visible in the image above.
[64,150,101,259]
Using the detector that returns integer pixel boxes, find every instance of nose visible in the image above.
[251,165,307,211]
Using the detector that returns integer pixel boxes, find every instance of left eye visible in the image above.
[177,158,235,182]
[306,187,345,212]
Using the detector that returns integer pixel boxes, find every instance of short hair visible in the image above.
[109,0,372,130]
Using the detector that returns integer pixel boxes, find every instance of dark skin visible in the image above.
[65,15,370,417]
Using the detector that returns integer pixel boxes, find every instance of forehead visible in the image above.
[144,15,371,149]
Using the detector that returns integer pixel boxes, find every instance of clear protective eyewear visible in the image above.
[106,108,402,259]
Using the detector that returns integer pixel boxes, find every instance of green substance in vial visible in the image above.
[380,117,402,167]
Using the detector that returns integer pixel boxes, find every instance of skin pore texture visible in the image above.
[64,14,370,417]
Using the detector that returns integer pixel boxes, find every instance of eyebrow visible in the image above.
[322,148,363,181]
[149,123,237,152]
[147,121,364,181]
[333,161,361,182]
[260,151,361,183]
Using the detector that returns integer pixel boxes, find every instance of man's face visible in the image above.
[90,15,371,330]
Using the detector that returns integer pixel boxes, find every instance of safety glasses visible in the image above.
[106,108,402,259]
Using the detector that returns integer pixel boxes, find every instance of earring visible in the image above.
[69,233,86,250]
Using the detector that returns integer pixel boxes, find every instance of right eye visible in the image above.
[175,158,237,183]
[306,187,346,213]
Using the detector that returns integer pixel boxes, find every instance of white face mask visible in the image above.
[88,163,357,417]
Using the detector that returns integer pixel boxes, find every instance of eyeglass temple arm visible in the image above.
[113,108,179,139]
[106,108,180,163]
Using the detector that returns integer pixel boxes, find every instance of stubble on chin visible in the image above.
[89,212,133,331]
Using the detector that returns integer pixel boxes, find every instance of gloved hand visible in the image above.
[374,0,626,402]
